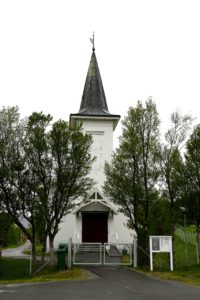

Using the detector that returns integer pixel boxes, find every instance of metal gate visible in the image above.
[73,243,133,266]
[104,243,132,265]
[73,243,102,265]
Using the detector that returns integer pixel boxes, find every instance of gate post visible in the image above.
[133,239,137,267]
[67,237,72,269]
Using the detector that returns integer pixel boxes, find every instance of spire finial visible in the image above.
[90,32,95,51]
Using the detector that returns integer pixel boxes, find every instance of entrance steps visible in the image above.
[107,245,121,257]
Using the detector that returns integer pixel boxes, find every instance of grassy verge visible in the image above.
[1,241,26,250]
[135,233,200,287]
[0,258,91,284]
[23,244,50,256]
[136,265,200,287]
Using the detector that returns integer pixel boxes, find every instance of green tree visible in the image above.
[25,113,94,262]
[4,223,22,247]
[48,119,94,261]
[184,124,200,254]
[104,98,161,266]
[148,193,172,235]
[160,112,193,264]
[0,107,39,263]
[0,108,94,264]
[24,112,53,262]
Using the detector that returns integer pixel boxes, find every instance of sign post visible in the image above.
[149,236,173,271]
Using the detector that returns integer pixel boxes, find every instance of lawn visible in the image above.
[0,258,91,284]
[137,265,200,286]
[23,243,50,256]
[137,233,200,287]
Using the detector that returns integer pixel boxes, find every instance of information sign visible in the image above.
[149,236,173,271]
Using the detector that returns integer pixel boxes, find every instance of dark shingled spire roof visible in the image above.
[78,50,110,116]
[70,47,120,129]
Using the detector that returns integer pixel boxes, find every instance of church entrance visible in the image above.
[82,211,108,243]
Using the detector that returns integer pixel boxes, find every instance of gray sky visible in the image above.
[0,0,199,146]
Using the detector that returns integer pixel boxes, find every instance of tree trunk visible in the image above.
[49,236,55,264]
[41,238,47,264]
[0,243,2,275]
[31,239,37,265]
[137,228,149,267]
[0,242,2,260]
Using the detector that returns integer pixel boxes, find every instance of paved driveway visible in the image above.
[2,242,30,258]
[0,266,199,300]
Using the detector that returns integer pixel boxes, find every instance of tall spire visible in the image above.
[70,38,120,130]
[78,43,110,116]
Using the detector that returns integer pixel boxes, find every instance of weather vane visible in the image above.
[90,32,95,51]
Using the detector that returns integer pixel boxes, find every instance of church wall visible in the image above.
[108,212,134,244]
[54,211,134,246]
[53,214,76,248]
[53,117,135,247]
[81,119,113,190]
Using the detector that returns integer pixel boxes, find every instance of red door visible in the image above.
[82,212,108,243]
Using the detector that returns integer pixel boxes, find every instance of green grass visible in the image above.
[23,244,49,256]
[137,265,200,286]
[151,236,199,270]
[137,233,200,286]
[0,258,90,284]
[175,236,198,267]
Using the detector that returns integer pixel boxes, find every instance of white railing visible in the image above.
[73,243,102,265]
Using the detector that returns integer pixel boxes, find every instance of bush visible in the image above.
[4,225,22,247]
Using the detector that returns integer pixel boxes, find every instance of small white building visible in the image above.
[54,46,134,247]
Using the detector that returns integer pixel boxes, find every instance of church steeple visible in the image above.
[70,41,120,130]
[78,50,110,116]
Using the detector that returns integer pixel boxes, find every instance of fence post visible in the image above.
[196,241,199,264]
[133,239,137,267]
[67,238,72,269]
[29,243,32,277]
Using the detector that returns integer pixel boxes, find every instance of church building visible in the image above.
[54,42,133,247]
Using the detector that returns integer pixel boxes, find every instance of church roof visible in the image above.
[71,47,120,118]
[78,50,110,116]
[70,44,120,130]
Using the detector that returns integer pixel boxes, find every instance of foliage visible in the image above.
[184,124,200,254]
[160,112,193,265]
[4,224,22,247]
[0,107,94,264]
[148,195,171,235]
[25,113,94,261]
[0,106,40,263]
[104,98,161,265]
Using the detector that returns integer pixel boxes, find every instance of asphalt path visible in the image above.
[2,242,30,258]
[0,266,200,300]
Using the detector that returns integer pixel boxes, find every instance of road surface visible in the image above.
[0,266,199,300]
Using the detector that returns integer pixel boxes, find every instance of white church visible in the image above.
[54,43,134,247]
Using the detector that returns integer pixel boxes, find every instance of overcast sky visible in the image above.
[0,0,199,146]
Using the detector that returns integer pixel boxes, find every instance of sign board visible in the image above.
[149,236,173,271]
[152,237,160,251]
[160,237,171,252]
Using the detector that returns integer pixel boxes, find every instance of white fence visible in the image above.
[72,242,134,266]
[176,228,197,244]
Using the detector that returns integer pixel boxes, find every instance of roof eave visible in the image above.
[73,199,117,215]
[70,113,120,131]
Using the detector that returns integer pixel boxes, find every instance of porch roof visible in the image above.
[73,199,117,215]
